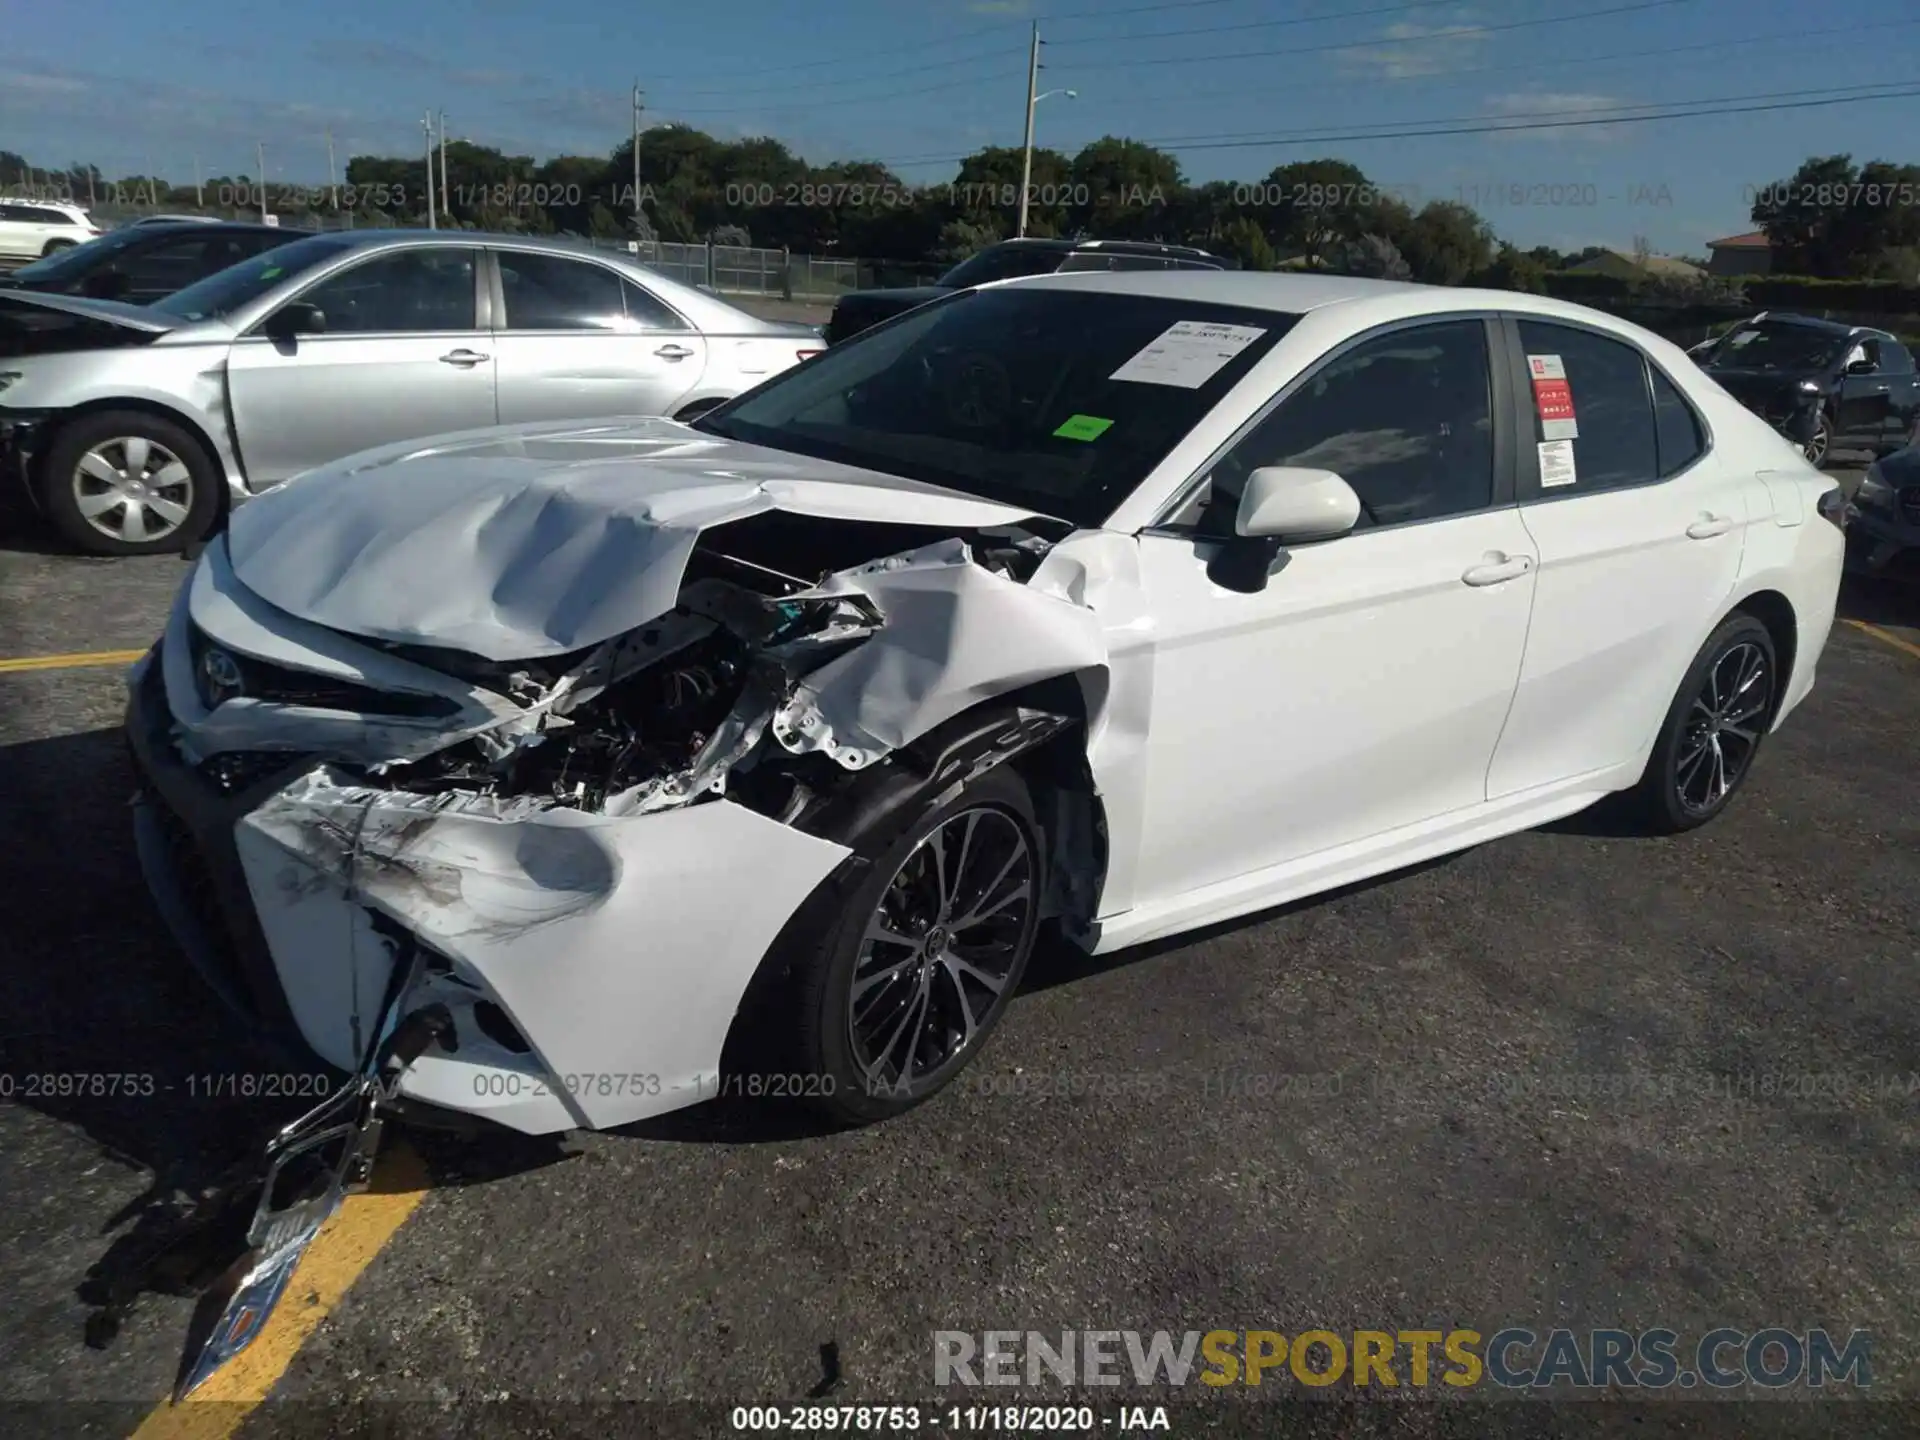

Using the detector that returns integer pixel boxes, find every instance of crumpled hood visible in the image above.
[223,416,1044,661]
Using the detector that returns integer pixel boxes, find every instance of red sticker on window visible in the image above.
[1533,377,1575,422]
[1527,354,1578,439]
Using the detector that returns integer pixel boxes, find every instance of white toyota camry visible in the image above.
[127,269,1846,1142]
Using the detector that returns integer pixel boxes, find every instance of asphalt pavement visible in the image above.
[0,469,1917,1439]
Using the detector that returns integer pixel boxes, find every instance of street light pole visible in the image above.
[439,111,449,218]
[1016,22,1040,239]
[255,141,268,221]
[423,114,437,229]
[632,82,645,228]
[326,129,337,209]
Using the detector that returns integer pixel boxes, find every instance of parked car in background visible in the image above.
[823,237,1227,344]
[0,230,823,555]
[0,221,290,305]
[1690,312,1920,468]
[1846,440,1920,583]
[0,199,99,261]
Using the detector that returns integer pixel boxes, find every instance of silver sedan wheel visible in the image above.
[71,436,193,545]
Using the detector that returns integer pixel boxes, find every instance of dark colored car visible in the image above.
[1690,312,1920,468]
[0,221,290,306]
[823,237,1227,345]
[1846,441,1920,583]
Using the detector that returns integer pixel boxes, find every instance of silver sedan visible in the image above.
[0,230,822,554]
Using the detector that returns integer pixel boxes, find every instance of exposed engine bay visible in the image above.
[334,510,1068,822]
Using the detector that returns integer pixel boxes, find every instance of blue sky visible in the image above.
[3,0,1915,255]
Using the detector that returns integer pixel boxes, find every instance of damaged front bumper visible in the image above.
[127,647,853,1135]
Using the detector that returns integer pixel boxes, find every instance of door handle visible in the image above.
[654,344,695,361]
[439,349,488,367]
[1461,553,1534,587]
[1870,384,1890,393]
[1686,514,1734,539]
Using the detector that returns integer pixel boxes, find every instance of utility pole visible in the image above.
[326,129,337,209]
[193,154,203,208]
[1016,22,1040,239]
[423,114,437,229]
[144,152,156,208]
[86,167,96,209]
[255,141,268,221]
[438,111,449,218]
[631,82,645,227]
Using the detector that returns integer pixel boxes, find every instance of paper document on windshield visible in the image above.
[1110,320,1267,389]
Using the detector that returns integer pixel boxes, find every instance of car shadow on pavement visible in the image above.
[1839,573,1918,629]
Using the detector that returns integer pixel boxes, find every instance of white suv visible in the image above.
[0,199,99,261]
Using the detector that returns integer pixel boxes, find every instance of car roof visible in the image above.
[1003,266,1742,341]
[260,228,775,330]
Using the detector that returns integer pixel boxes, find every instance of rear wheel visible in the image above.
[38,410,220,556]
[41,238,77,256]
[1626,614,1777,834]
[791,763,1043,1125]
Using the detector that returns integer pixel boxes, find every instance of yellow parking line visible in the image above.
[126,1141,430,1440]
[1844,618,1920,663]
[0,647,148,674]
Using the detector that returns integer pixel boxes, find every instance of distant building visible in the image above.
[1705,231,1773,278]
[1563,249,1706,282]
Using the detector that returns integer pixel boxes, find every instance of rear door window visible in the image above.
[1516,319,1659,493]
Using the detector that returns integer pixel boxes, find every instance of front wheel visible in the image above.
[791,764,1044,1126]
[1802,409,1832,468]
[38,410,220,555]
[1626,614,1777,834]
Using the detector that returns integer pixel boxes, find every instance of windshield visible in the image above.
[8,227,155,284]
[694,287,1296,527]
[152,234,355,321]
[1706,320,1846,373]
[938,246,1068,289]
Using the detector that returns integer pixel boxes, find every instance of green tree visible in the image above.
[1069,136,1182,239]
[1471,241,1548,293]
[1399,200,1495,285]
[1259,159,1373,268]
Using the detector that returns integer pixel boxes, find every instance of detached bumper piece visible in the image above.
[176,993,452,1399]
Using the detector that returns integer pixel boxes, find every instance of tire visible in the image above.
[789,762,1044,1126]
[38,409,220,556]
[41,238,77,256]
[1625,614,1777,834]
[1802,408,1832,468]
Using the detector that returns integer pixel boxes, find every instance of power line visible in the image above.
[1058,0,1705,73]
[1048,0,1670,48]
[660,0,1704,115]
[874,81,1920,168]
[656,42,1028,99]
[664,68,1025,117]
[1107,17,1919,111]
[1130,80,1920,148]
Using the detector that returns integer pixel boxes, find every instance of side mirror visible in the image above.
[1235,465,1362,541]
[264,301,325,340]
[1844,355,1875,375]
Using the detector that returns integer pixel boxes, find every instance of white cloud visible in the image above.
[1483,90,1632,143]
[1341,12,1491,80]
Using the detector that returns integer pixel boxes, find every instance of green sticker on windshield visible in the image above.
[1053,414,1114,441]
